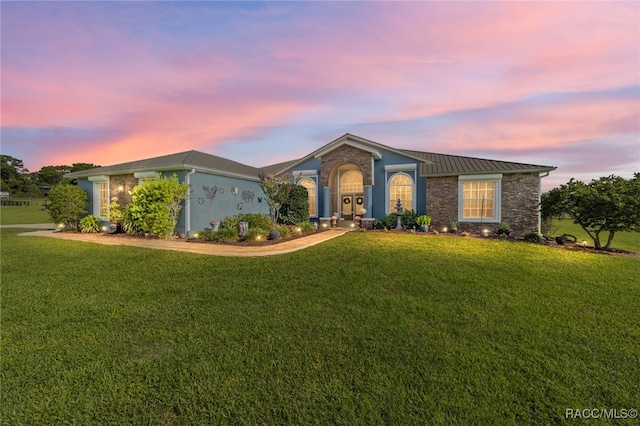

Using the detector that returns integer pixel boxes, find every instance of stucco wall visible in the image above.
[188,172,269,233]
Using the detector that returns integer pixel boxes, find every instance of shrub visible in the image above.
[215,227,239,242]
[48,183,88,230]
[79,215,100,233]
[375,214,398,229]
[298,221,315,233]
[127,175,189,238]
[279,185,309,225]
[194,229,216,241]
[402,210,418,228]
[268,229,281,240]
[275,225,291,238]
[221,215,240,231]
[523,231,542,243]
[242,227,268,241]
[121,204,144,235]
[108,198,123,223]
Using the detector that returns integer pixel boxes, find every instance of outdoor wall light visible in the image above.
[117,185,124,193]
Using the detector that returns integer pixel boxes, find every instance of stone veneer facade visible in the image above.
[109,174,137,206]
[320,145,373,187]
[426,172,541,236]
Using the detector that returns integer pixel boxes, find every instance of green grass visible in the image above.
[2,230,639,425]
[0,199,51,225]
[552,218,640,253]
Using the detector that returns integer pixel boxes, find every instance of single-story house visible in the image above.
[65,133,556,236]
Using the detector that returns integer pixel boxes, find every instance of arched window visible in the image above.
[299,178,317,217]
[340,169,364,193]
[389,173,413,213]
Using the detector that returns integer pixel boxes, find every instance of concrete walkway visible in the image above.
[13,225,351,257]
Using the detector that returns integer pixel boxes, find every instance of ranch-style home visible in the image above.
[65,133,555,236]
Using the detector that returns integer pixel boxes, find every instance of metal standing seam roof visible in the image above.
[64,150,265,180]
[400,150,556,176]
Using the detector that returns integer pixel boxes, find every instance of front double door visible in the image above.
[341,193,364,220]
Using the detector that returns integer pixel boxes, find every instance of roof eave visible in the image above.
[420,167,557,177]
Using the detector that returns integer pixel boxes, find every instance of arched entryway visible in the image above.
[329,163,364,221]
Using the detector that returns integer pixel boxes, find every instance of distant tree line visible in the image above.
[0,154,98,198]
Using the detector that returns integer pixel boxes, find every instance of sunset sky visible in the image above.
[2,1,638,191]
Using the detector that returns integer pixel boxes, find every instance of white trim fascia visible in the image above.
[292,169,318,177]
[384,163,417,173]
[88,175,109,182]
[458,173,503,182]
[314,140,383,160]
[183,165,262,182]
[134,171,160,179]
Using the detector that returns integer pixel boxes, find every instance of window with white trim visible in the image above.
[89,176,110,218]
[96,181,109,217]
[299,177,317,217]
[389,173,414,213]
[458,175,501,222]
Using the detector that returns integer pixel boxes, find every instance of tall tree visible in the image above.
[541,174,640,250]
[0,155,39,197]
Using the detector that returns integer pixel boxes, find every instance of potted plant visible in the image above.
[416,215,432,232]
[449,220,458,233]
[497,222,511,236]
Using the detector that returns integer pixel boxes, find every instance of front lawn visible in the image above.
[552,218,640,253]
[0,199,50,225]
[2,229,639,424]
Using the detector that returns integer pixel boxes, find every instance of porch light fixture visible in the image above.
[117,185,124,193]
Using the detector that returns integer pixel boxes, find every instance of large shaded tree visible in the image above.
[541,174,640,250]
[0,155,39,197]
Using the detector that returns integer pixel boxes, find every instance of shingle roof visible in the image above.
[64,150,264,180]
[260,159,300,176]
[400,150,556,176]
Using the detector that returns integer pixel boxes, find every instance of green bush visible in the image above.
[222,214,272,233]
[279,185,309,225]
[298,221,315,233]
[523,231,542,243]
[215,227,239,242]
[48,183,88,230]
[79,215,100,233]
[375,214,398,229]
[121,204,144,235]
[402,210,418,228]
[194,229,216,241]
[275,224,291,238]
[127,175,188,238]
[244,227,269,241]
